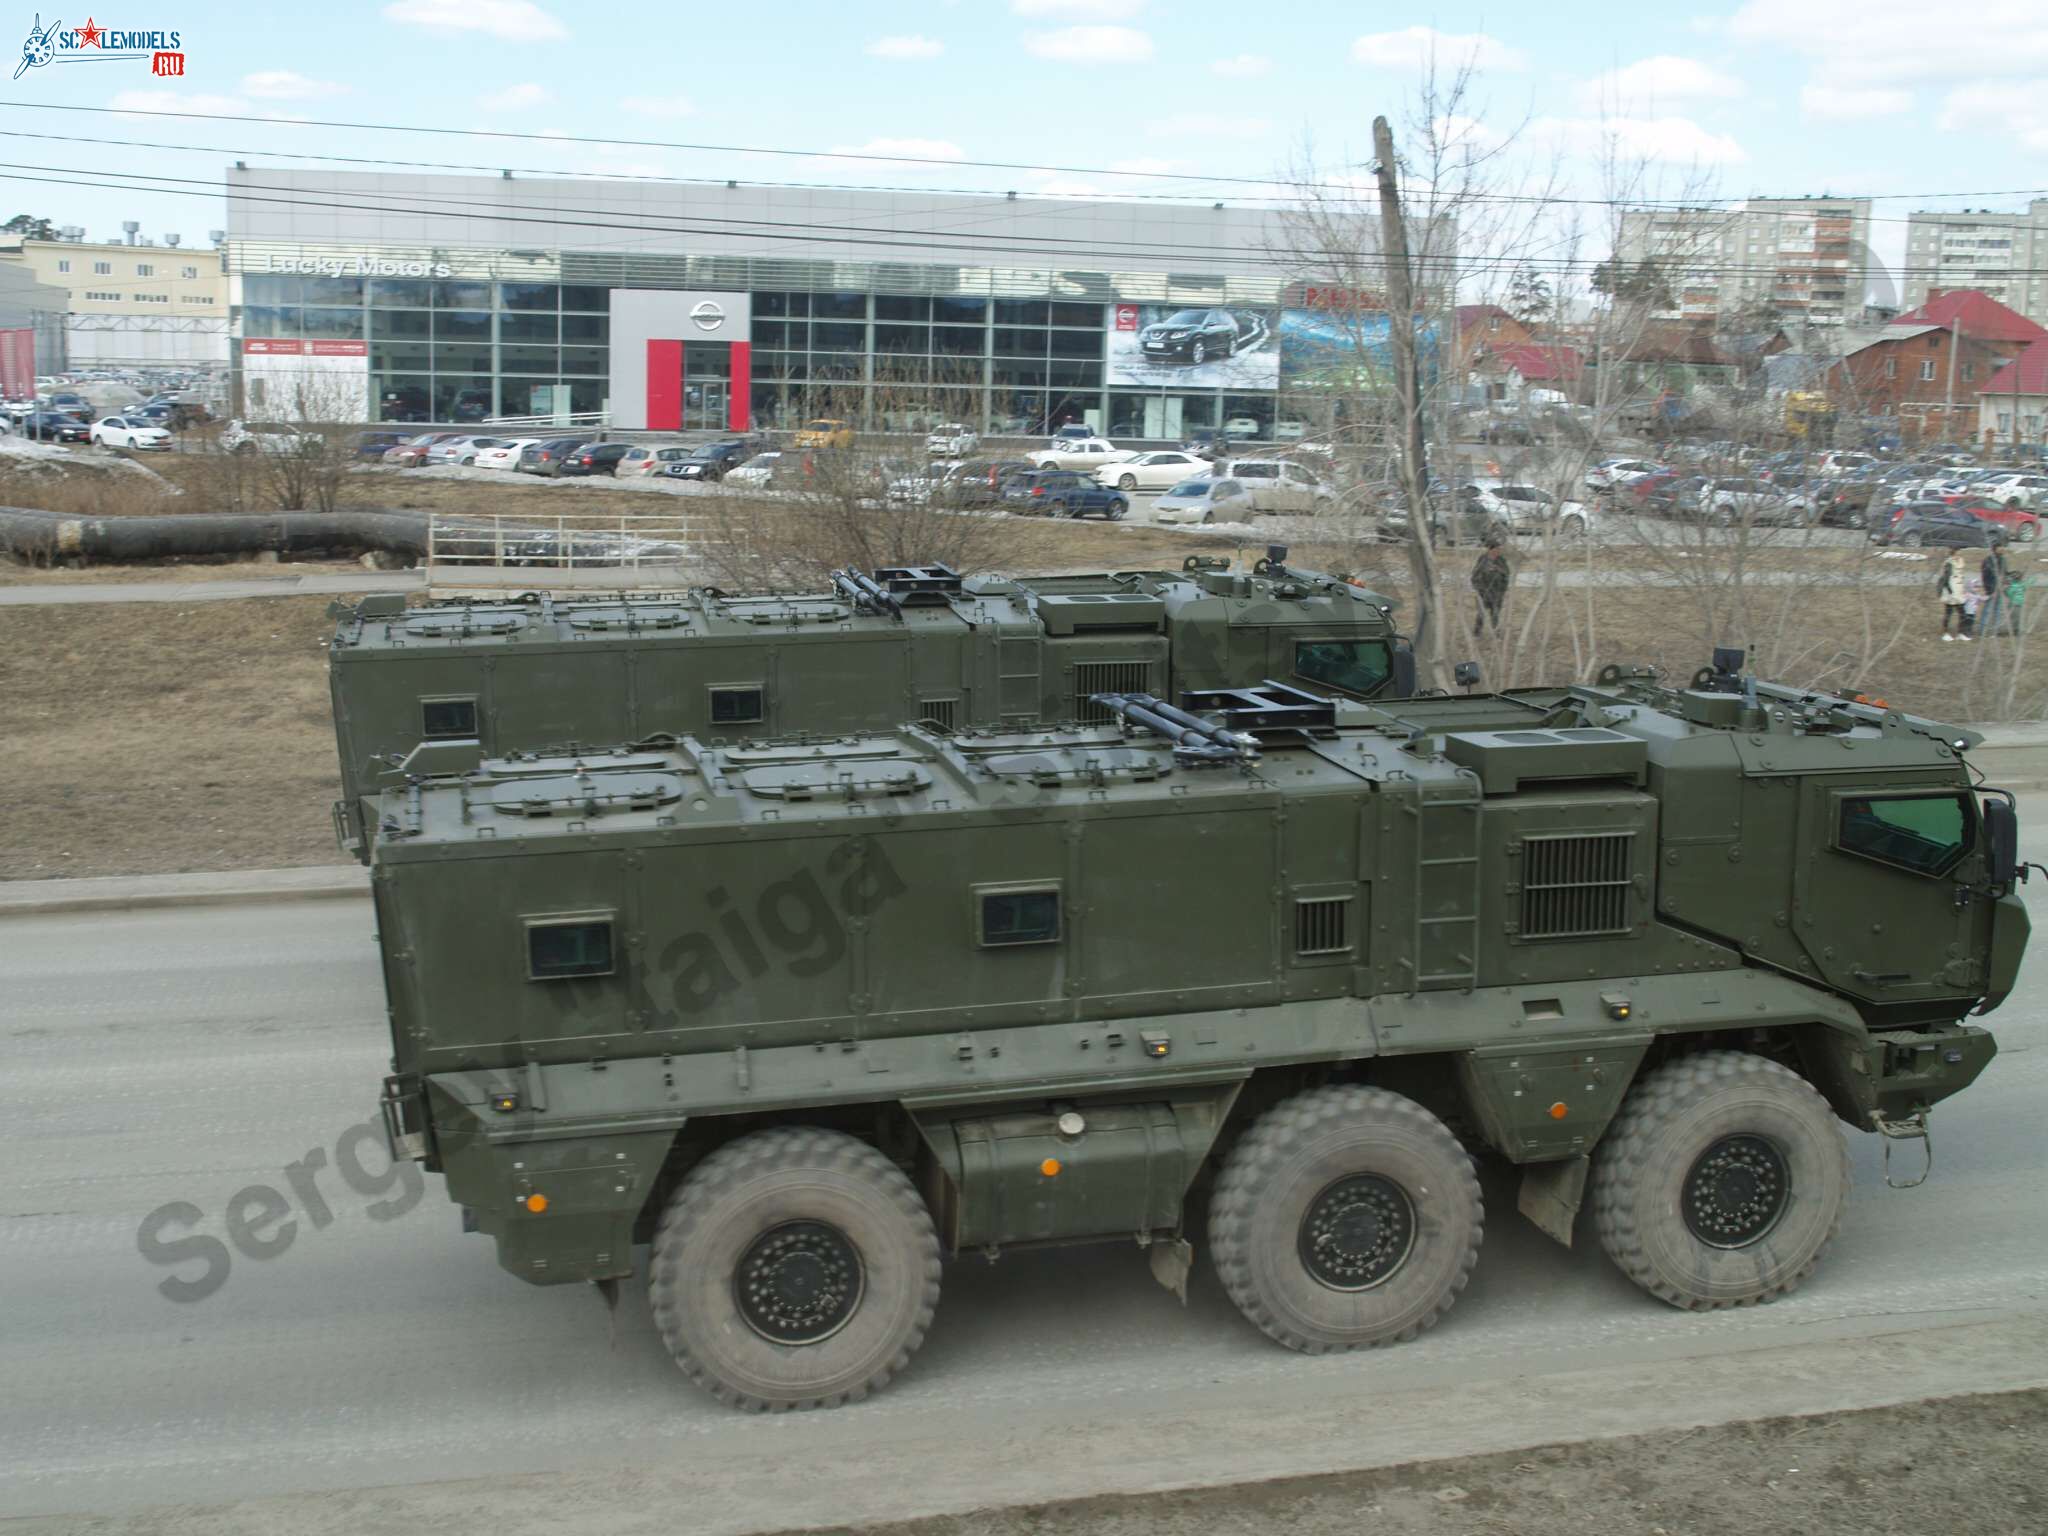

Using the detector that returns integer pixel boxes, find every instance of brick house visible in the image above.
[1468,340,1586,402]
[1454,304,1533,372]
[1832,324,2025,442]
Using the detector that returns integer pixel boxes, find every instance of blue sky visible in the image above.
[2,0,2045,291]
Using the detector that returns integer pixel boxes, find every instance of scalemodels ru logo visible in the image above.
[14,14,186,80]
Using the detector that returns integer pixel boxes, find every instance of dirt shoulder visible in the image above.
[829,1389,2045,1536]
[0,595,341,879]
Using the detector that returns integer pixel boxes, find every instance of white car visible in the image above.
[1218,457,1335,515]
[1586,457,1661,494]
[725,451,782,488]
[925,423,979,457]
[1097,450,1208,491]
[1975,472,2048,510]
[220,418,322,456]
[1461,480,1593,536]
[91,415,172,451]
[1155,476,1256,525]
[1224,416,1262,437]
[1272,419,1308,440]
[1027,436,1130,471]
[473,438,541,470]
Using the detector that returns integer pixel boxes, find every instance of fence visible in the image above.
[425,508,706,589]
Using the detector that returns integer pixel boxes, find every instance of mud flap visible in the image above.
[1148,1237,1195,1304]
[1518,1155,1590,1248]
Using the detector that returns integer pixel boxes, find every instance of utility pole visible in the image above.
[1372,114,1449,688]
[1944,314,1959,444]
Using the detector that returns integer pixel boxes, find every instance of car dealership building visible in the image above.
[223,167,1427,439]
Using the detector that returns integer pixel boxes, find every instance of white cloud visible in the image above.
[1108,156,1186,175]
[1531,114,1747,165]
[866,34,944,60]
[1352,26,1524,73]
[1938,82,2048,151]
[1433,114,1500,151]
[478,82,550,111]
[240,70,347,100]
[1024,25,1152,63]
[1147,112,1273,140]
[829,138,967,165]
[109,91,249,117]
[1013,0,1142,15]
[620,95,694,118]
[1801,82,1911,119]
[1211,53,1270,78]
[1577,55,1741,112]
[382,0,566,42]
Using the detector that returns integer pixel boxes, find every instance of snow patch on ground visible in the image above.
[0,438,180,489]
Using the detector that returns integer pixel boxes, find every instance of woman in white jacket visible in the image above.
[1938,549,1971,641]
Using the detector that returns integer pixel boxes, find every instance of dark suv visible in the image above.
[1001,469,1129,519]
[559,442,632,477]
[517,437,588,476]
[1139,308,1245,365]
[667,441,752,481]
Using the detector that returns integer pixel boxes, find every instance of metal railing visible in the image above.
[426,508,703,585]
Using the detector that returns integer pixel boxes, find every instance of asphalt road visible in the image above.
[5,812,2047,1529]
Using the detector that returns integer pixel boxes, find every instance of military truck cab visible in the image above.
[367,668,2022,1411]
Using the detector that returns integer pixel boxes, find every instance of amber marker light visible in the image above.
[1550,1102,1569,1120]
[524,1193,549,1213]
[1040,1158,1062,1177]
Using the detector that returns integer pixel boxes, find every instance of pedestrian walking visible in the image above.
[1938,549,1971,640]
[1471,536,1510,634]
[1980,541,2013,636]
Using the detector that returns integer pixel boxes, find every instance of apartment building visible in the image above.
[1902,203,2048,326]
[0,234,229,367]
[1615,196,1874,329]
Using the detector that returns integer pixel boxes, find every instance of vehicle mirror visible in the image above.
[1983,796,2019,886]
[1391,639,1417,698]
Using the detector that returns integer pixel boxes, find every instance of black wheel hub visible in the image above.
[1682,1134,1791,1248]
[1298,1174,1416,1290]
[734,1220,864,1344]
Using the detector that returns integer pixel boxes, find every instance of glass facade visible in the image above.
[237,274,1307,437]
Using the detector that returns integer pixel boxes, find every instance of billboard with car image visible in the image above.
[1107,303,1279,389]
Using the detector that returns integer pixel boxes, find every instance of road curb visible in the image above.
[0,865,368,918]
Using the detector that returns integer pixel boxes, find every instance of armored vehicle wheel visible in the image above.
[649,1127,941,1411]
[1208,1085,1482,1352]
[1592,1050,1847,1310]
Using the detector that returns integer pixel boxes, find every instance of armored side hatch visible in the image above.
[1439,728,1648,794]
[489,770,685,817]
[1032,592,1167,636]
[402,608,528,639]
[561,603,692,632]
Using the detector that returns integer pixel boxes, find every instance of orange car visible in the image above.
[793,418,854,450]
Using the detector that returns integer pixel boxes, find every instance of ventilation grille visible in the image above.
[1073,661,1152,725]
[1521,833,1634,939]
[919,697,958,732]
[1294,896,1353,956]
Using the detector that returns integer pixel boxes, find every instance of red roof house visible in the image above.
[1890,289,2048,345]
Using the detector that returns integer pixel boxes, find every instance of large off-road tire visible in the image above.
[649,1127,941,1411]
[1209,1085,1483,1352]
[1592,1050,1847,1311]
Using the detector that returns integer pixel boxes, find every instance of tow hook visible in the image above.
[1869,1108,1933,1189]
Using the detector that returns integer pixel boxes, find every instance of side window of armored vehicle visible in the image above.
[421,695,479,739]
[1293,639,1392,697]
[709,684,765,725]
[976,883,1062,947]
[526,915,615,980]
[1837,793,1972,877]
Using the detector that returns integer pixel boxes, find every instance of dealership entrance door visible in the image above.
[644,335,752,433]
[684,343,731,431]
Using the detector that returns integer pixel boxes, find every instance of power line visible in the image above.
[8,100,2048,218]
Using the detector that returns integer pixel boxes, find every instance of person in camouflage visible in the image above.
[1471,535,1510,634]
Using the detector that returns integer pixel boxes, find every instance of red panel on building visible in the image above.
[646,339,682,431]
[0,327,34,397]
[728,342,751,432]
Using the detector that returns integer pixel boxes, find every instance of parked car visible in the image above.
[561,442,632,477]
[1586,457,1662,494]
[352,429,413,461]
[1478,412,1544,445]
[1001,469,1129,519]
[1460,480,1592,537]
[1871,502,2001,548]
[1973,471,2048,511]
[1215,458,1336,515]
[1138,308,1258,365]
[1028,436,1129,471]
[1051,423,1094,441]
[794,418,854,450]
[221,419,320,456]
[1155,476,1254,525]
[666,441,753,482]
[1272,419,1308,440]
[940,458,1034,507]
[1704,477,1806,526]
[90,415,173,451]
[1962,500,2044,542]
[424,435,499,468]
[1097,449,1208,491]
[473,438,541,470]
[1223,415,1263,437]
[724,451,784,488]
[617,444,695,478]
[517,437,589,476]
[383,432,463,468]
[925,423,979,457]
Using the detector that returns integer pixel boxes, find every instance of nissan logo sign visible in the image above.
[689,300,725,332]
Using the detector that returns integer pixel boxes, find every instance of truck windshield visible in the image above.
[1294,639,1392,698]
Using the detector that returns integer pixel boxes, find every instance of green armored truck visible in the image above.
[370,665,2026,1410]
[328,557,1412,858]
